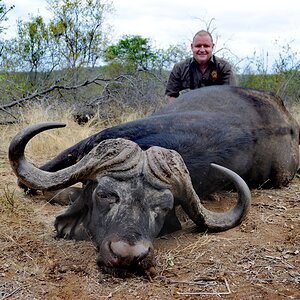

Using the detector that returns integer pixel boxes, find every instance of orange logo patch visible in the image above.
[211,70,218,80]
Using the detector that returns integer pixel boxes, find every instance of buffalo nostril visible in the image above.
[110,240,152,261]
[136,247,151,262]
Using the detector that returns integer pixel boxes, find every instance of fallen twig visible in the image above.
[172,277,232,296]
[0,75,127,111]
[1,286,22,300]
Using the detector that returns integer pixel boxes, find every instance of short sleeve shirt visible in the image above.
[165,56,236,98]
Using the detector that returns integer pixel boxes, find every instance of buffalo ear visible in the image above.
[55,190,90,241]
[158,206,182,236]
[44,186,82,205]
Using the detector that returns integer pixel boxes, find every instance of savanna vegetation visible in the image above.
[0,0,299,126]
[0,1,299,299]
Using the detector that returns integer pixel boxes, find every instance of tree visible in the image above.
[104,35,191,74]
[155,43,190,71]
[104,35,159,71]
[2,0,113,72]
[0,0,14,33]
[0,1,14,57]
[10,16,50,75]
[48,0,113,69]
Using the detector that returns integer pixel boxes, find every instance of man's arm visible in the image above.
[165,70,181,98]
[220,62,237,85]
[165,61,188,99]
[167,95,176,102]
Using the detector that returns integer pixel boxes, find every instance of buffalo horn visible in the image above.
[145,147,251,231]
[8,122,144,191]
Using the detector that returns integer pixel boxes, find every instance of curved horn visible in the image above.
[9,122,144,191]
[145,147,251,231]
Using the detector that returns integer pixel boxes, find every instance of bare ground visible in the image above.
[0,150,300,300]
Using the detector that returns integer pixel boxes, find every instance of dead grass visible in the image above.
[289,104,300,123]
[3,107,101,160]
[2,106,149,162]
[0,185,17,213]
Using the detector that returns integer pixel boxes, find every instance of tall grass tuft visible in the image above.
[0,185,16,213]
[290,105,300,124]
[3,104,103,162]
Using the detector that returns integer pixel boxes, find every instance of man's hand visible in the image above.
[167,96,176,103]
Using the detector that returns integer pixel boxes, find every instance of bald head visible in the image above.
[191,30,214,66]
[192,30,213,43]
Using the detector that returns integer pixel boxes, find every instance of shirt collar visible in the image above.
[192,55,216,67]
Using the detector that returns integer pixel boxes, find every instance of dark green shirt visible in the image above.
[165,56,236,97]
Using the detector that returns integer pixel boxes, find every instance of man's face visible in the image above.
[191,34,214,66]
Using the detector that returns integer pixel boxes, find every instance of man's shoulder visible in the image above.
[212,55,231,67]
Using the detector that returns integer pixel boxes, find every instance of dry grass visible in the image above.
[0,185,16,213]
[289,104,300,123]
[2,106,149,162]
[2,107,101,160]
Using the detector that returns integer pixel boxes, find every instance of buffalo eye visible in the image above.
[152,206,160,218]
[94,190,120,206]
[151,205,169,219]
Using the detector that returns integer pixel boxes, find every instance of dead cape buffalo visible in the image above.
[9,85,299,277]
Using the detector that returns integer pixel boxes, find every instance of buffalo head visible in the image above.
[9,122,251,277]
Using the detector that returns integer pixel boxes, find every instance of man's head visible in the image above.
[191,30,214,66]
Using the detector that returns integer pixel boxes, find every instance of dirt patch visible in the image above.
[0,152,300,299]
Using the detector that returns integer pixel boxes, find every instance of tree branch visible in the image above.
[0,75,127,111]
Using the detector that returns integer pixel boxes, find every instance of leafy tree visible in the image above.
[0,0,115,100]
[105,35,190,75]
[0,1,14,32]
[48,0,113,69]
[2,0,113,73]
[104,35,159,71]
[10,16,49,74]
[0,1,14,57]
[155,43,190,71]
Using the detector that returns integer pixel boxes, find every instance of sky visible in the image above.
[3,0,300,69]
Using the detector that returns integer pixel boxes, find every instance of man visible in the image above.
[165,30,236,101]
